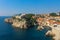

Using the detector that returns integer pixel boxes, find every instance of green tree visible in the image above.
[50,13,57,16]
[23,14,36,27]
[22,14,35,20]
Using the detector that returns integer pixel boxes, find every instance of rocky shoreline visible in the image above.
[5,14,36,29]
[5,13,60,40]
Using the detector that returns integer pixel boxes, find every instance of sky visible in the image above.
[0,0,60,16]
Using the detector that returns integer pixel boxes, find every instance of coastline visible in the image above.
[4,13,60,40]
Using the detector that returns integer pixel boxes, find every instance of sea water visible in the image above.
[0,16,52,40]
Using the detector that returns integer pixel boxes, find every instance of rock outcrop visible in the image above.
[12,19,27,29]
[5,14,36,29]
[5,18,13,23]
[46,30,55,37]
[37,26,44,31]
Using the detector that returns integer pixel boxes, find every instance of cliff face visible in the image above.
[5,18,28,29]
[12,19,27,29]
[5,14,36,29]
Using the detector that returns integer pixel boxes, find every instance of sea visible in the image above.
[0,16,52,40]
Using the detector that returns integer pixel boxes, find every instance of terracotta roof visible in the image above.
[47,20,55,24]
[36,17,60,25]
[53,22,60,24]
[37,18,44,21]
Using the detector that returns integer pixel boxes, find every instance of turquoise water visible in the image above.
[0,16,52,40]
